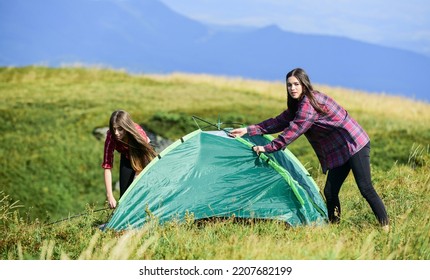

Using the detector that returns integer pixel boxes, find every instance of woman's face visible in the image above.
[286,76,303,100]
[113,125,125,140]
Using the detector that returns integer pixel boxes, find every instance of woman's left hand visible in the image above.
[252,145,266,155]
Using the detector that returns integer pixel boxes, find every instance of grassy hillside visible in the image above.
[0,66,429,260]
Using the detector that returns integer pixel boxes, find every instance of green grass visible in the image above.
[1,66,429,260]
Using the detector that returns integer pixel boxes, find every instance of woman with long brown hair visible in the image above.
[102,110,157,209]
[229,68,389,230]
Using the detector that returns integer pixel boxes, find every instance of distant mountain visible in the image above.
[1,0,429,102]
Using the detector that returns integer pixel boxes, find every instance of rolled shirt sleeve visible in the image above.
[102,130,115,169]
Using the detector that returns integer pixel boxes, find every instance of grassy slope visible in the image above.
[0,66,429,260]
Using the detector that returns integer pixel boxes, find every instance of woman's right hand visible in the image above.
[106,195,117,209]
[228,127,247,138]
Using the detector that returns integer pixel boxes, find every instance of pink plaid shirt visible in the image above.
[247,91,369,173]
[101,123,149,169]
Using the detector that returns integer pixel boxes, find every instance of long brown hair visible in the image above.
[286,68,325,115]
[109,110,157,173]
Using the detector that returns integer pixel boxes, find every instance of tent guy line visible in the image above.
[45,207,111,226]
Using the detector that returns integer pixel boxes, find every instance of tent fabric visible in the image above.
[105,129,328,231]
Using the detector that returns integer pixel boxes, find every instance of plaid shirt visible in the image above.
[102,123,149,169]
[247,91,370,173]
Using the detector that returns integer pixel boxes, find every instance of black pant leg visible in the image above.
[324,163,351,223]
[349,142,389,226]
[119,153,135,197]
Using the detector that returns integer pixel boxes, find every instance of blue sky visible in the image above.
[159,0,430,57]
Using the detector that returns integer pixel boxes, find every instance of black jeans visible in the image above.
[119,153,135,197]
[324,142,389,226]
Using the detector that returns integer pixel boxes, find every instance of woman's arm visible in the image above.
[249,109,293,136]
[104,168,117,209]
[263,99,318,152]
[229,110,293,138]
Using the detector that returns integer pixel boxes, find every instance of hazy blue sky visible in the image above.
[159,0,430,57]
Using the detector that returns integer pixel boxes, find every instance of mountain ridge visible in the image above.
[0,0,429,102]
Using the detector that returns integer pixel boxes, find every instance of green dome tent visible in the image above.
[105,120,328,231]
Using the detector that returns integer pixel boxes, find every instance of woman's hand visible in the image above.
[252,145,266,155]
[106,194,117,209]
[228,127,247,138]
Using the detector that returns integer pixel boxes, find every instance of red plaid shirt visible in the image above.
[247,91,370,173]
[101,123,150,169]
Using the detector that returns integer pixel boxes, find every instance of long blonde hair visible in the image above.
[109,110,157,172]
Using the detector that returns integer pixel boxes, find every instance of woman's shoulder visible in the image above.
[312,90,341,105]
[134,123,150,142]
[105,129,112,139]
[133,123,144,134]
[312,90,329,99]
[104,129,116,147]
